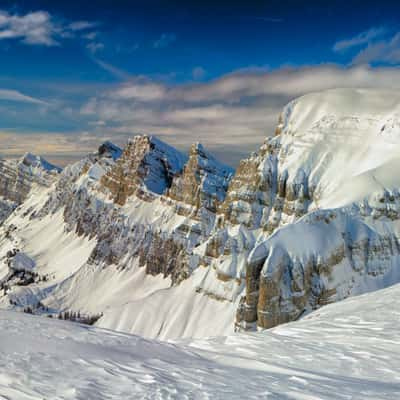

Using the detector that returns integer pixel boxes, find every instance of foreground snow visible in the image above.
[1,282,400,399]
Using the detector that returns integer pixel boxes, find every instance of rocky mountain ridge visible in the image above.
[0,153,61,224]
[1,88,400,339]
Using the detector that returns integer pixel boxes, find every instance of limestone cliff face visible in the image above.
[167,143,233,217]
[101,135,187,205]
[37,137,231,285]
[196,89,400,331]
[236,205,400,330]
[231,89,400,331]
[219,136,311,232]
[198,133,314,288]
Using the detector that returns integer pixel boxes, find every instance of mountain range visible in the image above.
[1,88,400,341]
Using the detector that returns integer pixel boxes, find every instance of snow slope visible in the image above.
[0,281,400,399]
[0,142,238,340]
[0,203,239,339]
[278,88,400,208]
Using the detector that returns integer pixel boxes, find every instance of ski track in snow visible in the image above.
[1,282,400,399]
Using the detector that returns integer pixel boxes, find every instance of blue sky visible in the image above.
[1,0,400,165]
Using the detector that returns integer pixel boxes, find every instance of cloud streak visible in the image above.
[5,64,400,167]
[352,32,400,65]
[333,26,400,65]
[68,21,98,32]
[0,9,96,46]
[0,89,47,104]
[77,64,400,166]
[92,58,132,80]
[333,26,387,52]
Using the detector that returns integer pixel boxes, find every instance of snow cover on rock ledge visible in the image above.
[0,281,399,399]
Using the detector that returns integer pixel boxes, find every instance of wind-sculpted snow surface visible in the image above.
[1,88,400,339]
[1,283,400,399]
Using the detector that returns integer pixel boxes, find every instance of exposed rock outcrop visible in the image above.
[236,207,400,330]
[168,143,233,216]
[101,135,187,205]
[35,137,227,285]
[219,137,311,231]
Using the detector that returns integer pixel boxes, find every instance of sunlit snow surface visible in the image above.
[1,282,399,399]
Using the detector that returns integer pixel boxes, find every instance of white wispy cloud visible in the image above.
[0,89,47,104]
[0,10,57,45]
[78,64,400,166]
[333,26,400,65]
[110,81,167,101]
[0,9,97,46]
[68,21,98,31]
[333,26,388,52]
[5,64,400,167]
[92,58,132,80]
[82,31,98,40]
[352,32,400,65]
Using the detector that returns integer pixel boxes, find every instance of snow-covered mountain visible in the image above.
[0,152,61,224]
[1,280,399,399]
[1,88,400,340]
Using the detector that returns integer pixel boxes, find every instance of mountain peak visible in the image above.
[97,141,122,161]
[168,142,234,213]
[20,152,62,173]
[101,135,188,204]
[189,142,214,161]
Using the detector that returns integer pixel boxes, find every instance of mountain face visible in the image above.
[0,153,61,224]
[1,88,400,340]
[168,143,234,216]
[101,135,188,204]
